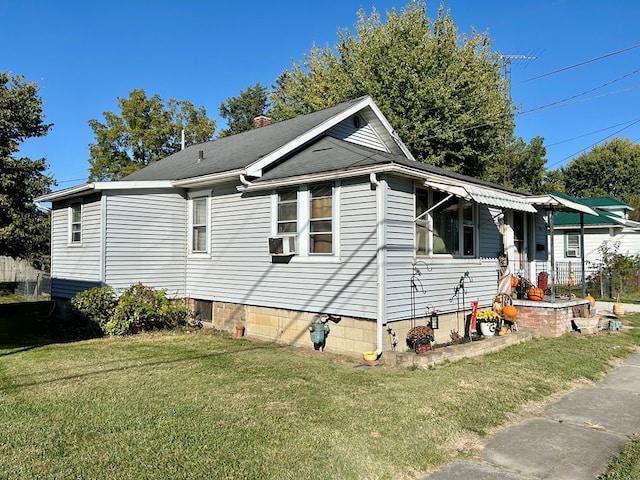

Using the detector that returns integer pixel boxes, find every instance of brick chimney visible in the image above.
[253,115,272,129]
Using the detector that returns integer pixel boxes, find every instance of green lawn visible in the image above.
[1,302,639,479]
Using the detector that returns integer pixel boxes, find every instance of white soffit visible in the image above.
[425,180,537,213]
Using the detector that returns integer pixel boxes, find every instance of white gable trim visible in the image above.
[244,96,414,178]
[37,180,175,202]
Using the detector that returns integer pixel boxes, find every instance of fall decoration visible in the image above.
[502,305,517,319]
[476,309,501,324]
[528,287,544,301]
[406,325,434,350]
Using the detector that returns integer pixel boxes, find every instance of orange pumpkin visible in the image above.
[510,276,519,288]
[502,305,518,318]
[585,294,596,308]
[528,287,544,301]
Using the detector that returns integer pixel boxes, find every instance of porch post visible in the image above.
[580,212,586,298]
[549,207,556,302]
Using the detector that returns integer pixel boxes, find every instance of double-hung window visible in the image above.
[277,189,298,236]
[190,196,209,254]
[69,202,82,244]
[566,232,581,257]
[274,183,335,257]
[309,184,333,254]
[416,188,475,257]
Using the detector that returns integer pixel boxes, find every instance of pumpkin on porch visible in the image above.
[528,287,544,301]
[510,276,519,288]
[502,305,518,319]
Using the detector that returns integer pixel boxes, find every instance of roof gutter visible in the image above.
[171,169,245,188]
[236,164,426,193]
[36,180,176,203]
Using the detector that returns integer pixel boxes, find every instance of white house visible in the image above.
[39,96,561,355]
[550,195,640,283]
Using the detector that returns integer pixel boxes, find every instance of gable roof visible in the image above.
[550,193,640,229]
[123,95,412,184]
[242,135,540,213]
[580,196,631,209]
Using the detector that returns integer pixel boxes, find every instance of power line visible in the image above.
[546,118,640,147]
[521,42,640,83]
[517,68,640,116]
[546,118,640,169]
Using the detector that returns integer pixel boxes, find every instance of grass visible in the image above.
[1,303,639,479]
[601,436,640,480]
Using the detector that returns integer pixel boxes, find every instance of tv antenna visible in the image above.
[499,54,537,98]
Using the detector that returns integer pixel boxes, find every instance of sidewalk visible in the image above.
[423,349,640,479]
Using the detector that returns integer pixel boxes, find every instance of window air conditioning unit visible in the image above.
[269,236,297,255]
[566,248,578,257]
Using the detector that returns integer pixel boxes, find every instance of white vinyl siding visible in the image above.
[103,191,186,295]
[51,194,102,297]
[327,116,388,152]
[186,179,378,319]
[386,177,502,322]
[478,206,503,258]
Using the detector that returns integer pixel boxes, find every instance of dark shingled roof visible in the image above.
[123,97,368,181]
[256,135,532,196]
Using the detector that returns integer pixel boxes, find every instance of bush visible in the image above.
[70,283,188,336]
[70,286,117,330]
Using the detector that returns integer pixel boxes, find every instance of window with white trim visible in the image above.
[277,189,297,236]
[69,202,82,244]
[190,196,209,254]
[273,183,335,257]
[566,233,580,257]
[416,188,475,257]
[309,184,333,254]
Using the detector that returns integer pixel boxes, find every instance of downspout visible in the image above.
[370,173,386,357]
[239,172,252,187]
[100,194,107,285]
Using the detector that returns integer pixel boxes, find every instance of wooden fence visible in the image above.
[0,256,42,282]
[0,256,50,300]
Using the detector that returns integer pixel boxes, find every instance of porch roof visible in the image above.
[423,179,538,213]
[527,192,599,216]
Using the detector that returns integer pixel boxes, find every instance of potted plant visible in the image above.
[476,309,501,337]
[406,325,434,354]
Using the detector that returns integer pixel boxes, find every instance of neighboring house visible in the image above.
[552,195,640,279]
[39,96,554,355]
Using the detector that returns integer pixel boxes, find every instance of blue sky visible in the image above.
[4,0,639,191]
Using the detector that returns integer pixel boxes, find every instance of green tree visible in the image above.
[218,83,269,137]
[0,72,54,267]
[269,1,514,178]
[88,89,216,181]
[561,138,640,219]
[485,136,548,193]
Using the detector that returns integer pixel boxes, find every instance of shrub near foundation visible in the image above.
[70,285,116,331]
[71,283,187,336]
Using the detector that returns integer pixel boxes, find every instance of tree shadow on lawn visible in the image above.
[0,301,102,354]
